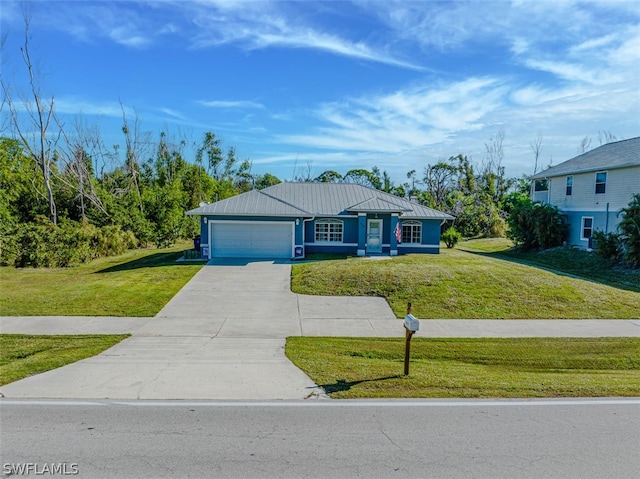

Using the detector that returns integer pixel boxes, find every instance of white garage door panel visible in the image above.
[211,223,293,258]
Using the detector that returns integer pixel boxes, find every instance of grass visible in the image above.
[0,334,129,386]
[0,242,204,316]
[459,237,640,292]
[286,337,640,399]
[291,241,640,319]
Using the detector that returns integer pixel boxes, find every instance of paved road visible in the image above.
[2,398,639,479]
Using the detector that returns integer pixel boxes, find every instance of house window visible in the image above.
[566,176,573,196]
[401,221,422,244]
[595,172,607,194]
[581,217,593,240]
[533,179,549,192]
[315,219,343,243]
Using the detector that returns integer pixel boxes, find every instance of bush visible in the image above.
[507,199,568,251]
[8,219,138,268]
[618,193,640,268]
[592,231,622,261]
[442,227,462,248]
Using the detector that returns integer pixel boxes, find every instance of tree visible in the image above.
[530,133,543,175]
[120,103,150,213]
[597,130,617,146]
[406,169,420,197]
[234,159,254,192]
[578,136,592,154]
[314,170,342,183]
[254,173,281,190]
[1,14,58,223]
[196,131,224,180]
[343,168,378,188]
[423,160,458,208]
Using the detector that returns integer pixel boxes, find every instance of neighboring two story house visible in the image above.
[530,137,639,248]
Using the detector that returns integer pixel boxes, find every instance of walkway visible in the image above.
[1,259,638,400]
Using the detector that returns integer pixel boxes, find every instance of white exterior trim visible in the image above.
[580,216,594,241]
[398,243,440,249]
[366,218,383,254]
[554,207,619,213]
[304,242,358,247]
[390,250,398,256]
[357,249,365,256]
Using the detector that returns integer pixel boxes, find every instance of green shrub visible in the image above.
[442,227,462,248]
[507,199,568,251]
[9,219,138,268]
[592,230,622,261]
[618,193,640,268]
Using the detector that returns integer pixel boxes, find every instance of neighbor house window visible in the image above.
[533,179,549,192]
[315,219,343,243]
[566,176,573,196]
[401,221,422,244]
[595,172,607,194]
[581,217,593,240]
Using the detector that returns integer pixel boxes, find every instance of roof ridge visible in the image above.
[257,188,314,216]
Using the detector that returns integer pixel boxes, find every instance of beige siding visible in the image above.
[547,165,639,211]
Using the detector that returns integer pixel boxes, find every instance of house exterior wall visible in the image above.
[539,165,639,247]
[547,166,639,211]
[303,214,442,255]
[397,219,442,254]
[303,215,359,255]
[199,213,444,257]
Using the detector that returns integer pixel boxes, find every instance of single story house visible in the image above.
[530,136,639,248]
[187,182,454,259]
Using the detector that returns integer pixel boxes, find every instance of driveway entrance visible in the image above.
[0,259,396,400]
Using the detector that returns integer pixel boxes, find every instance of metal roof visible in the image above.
[531,137,640,179]
[186,190,311,216]
[188,182,454,219]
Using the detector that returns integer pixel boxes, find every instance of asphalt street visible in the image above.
[2,398,639,479]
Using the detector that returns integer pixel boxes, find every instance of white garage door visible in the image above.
[210,222,293,258]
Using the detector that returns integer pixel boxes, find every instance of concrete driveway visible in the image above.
[0,259,397,400]
[3,259,638,400]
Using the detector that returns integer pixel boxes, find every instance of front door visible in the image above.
[366,219,383,254]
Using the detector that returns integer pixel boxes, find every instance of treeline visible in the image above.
[307,132,524,239]
[1,121,532,268]
[0,130,281,267]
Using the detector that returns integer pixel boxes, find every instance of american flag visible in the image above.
[395,222,402,244]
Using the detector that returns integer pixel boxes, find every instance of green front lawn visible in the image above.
[0,334,129,386]
[459,238,640,292]
[0,243,204,316]
[286,337,640,398]
[291,244,640,319]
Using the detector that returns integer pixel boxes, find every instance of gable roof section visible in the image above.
[346,197,412,213]
[187,189,311,216]
[531,137,640,179]
[187,182,454,220]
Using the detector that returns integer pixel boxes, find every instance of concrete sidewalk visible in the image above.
[2,316,639,337]
[1,259,639,401]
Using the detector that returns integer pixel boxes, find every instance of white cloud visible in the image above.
[279,77,505,155]
[53,97,132,118]
[178,0,424,70]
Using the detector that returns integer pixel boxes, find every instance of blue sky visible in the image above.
[1,0,639,183]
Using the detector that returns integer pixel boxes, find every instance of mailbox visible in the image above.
[404,313,420,332]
